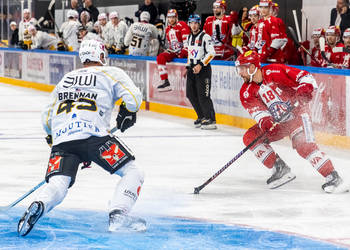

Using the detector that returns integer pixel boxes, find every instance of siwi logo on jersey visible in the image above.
[99,141,126,168]
[47,155,62,175]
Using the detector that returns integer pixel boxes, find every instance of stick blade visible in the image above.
[193,187,200,194]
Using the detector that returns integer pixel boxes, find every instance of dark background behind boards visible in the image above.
[54,0,302,35]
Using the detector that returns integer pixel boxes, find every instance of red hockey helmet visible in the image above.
[326,26,341,37]
[167,9,178,18]
[213,0,227,10]
[249,5,260,16]
[311,27,325,38]
[343,28,350,38]
[259,0,273,7]
[236,50,261,68]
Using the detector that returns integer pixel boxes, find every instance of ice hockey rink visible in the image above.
[0,83,350,249]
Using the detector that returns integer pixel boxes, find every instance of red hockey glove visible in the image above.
[296,84,313,104]
[259,117,279,137]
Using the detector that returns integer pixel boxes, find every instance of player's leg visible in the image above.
[291,125,348,193]
[18,150,80,236]
[90,136,145,231]
[196,66,217,130]
[186,68,204,127]
[156,51,176,91]
[243,124,296,189]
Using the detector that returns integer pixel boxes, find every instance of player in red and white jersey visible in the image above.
[156,9,190,92]
[310,28,326,67]
[244,5,260,53]
[271,2,300,65]
[329,27,350,68]
[255,0,287,63]
[235,50,347,193]
[203,0,235,60]
[323,26,344,67]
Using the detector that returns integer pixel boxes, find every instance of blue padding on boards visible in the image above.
[2,47,350,75]
[0,208,345,249]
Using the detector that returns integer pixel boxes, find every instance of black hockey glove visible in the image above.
[45,135,52,147]
[116,102,136,132]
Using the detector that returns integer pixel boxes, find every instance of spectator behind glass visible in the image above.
[71,0,83,18]
[83,0,99,23]
[135,0,158,25]
[10,21,19,47]
[330,0,350,36]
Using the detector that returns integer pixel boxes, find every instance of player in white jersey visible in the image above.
[105,11,128,54]
[98,13,109,43]
[18,9,37,49]
[124,11,158,56]
[17,40,145,237]
[59,9,81,51]
[28,25,58,50]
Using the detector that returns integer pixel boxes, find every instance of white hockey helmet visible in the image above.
[79,39,107,66]
[98,13,107,20]
[140,11,150,22]
[109,11,119,19]
[67,9,79,19]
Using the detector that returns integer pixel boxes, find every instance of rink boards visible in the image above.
[0,47,350,149]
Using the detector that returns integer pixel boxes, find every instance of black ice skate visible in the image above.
[201,119,217,130]
[157,79,172,92]
[18,201,44,237]
[108,209,146,232]
[194,118,203,128]
[267,155,296,189]
[322,171,349,193]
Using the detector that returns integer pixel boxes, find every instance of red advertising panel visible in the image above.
[311,73,346,136]
[148,61,191,107]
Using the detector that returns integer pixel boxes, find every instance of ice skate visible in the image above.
[267,155,296,189]
[322,171,349,193]
[201,119,217,130]
[108,210,146,232]
[17,201,44,237]
[194,118,203,128]
[157,79,172,92]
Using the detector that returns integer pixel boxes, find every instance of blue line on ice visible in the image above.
[0,208,345,250]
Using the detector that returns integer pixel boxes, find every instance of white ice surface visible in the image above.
[0,84,349,247]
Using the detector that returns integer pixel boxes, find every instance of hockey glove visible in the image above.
[45,135,52,147]
[259,117,279,137]
[296,84,313,104]
[116,102,136,133]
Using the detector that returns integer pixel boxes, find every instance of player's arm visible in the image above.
[41,88,58,145]
[124,25,133,47]
[110,68,142,132]
[200,34,216,66]
[284,65,317,104]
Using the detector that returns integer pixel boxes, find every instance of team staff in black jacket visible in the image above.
[185,14,217,130]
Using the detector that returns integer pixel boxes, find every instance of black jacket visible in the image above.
[135,3,158,24]
[10,28,19,46]
[330,7,350,35]
[84,5,99,23]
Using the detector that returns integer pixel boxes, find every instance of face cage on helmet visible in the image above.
[235,64,258,82]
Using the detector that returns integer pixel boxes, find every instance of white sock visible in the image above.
[36,175,71,214]
[109,161,144,214]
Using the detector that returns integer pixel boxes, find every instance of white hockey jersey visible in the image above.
[60,20,81,51]
[31,31,58,50]
[42,66,142,146]
[124,22,158,56]
[18,18,37,41]
[105,20,128,49]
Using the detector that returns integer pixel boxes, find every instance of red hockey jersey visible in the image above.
[329,45,350,69]
[203,15,233,58]
[166,21,190,53]
[240,64,316,124]
[256,16,287,63]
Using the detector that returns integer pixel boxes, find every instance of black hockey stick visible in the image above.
[194,102,299,194]
[287,26,322,67]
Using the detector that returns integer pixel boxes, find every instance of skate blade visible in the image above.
[18,204,39,236]
[201,125,217,130]
[324,181,350,194]
[268,173,296,189]
[157,87,172,92]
